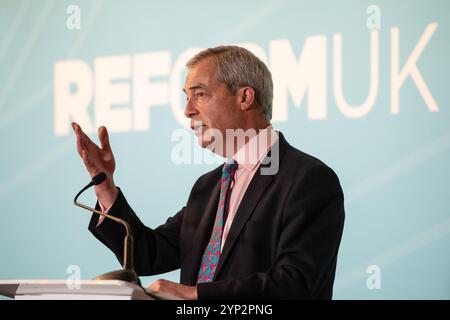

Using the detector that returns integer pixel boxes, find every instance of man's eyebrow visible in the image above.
[183,84,207,93]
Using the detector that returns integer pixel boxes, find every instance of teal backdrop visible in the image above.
[0,0,449,299]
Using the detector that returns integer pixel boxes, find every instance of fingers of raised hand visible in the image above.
[72,122,99,152]
[98,126,111,151]
[72,122,84,155]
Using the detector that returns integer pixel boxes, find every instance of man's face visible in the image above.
[183,57,244,150]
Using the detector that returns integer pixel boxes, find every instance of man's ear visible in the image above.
[237,86,256,111]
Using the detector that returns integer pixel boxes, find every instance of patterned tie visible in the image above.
[197,160,238,283]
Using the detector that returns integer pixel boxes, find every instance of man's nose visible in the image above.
[184,99,197,118]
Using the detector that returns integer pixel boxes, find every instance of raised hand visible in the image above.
[72,122,118,208]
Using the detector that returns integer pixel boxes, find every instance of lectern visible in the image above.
[0,279,155,300]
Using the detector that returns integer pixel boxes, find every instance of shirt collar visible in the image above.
[231,125,279,171]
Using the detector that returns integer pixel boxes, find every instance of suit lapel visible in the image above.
[184,131,289,284]
[213,166,274,280]
[213,132,289,280]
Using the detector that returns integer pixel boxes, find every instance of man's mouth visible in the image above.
[191,123,206,132]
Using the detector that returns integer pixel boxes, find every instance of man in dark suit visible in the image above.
[72,46,345,299]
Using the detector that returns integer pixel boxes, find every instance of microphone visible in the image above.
[73,172,141,286]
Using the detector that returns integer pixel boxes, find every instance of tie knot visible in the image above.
[223,160,238,177]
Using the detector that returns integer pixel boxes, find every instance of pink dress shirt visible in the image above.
[221,125,278,251]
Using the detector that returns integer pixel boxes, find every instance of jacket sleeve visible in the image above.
[197,164,345,299]
[88,188,184,276]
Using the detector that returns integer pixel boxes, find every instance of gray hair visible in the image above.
[186,46,273,121]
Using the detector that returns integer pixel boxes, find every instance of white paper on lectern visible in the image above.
[0,279,154,300]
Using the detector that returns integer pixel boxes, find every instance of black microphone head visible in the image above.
[92,172,107,185]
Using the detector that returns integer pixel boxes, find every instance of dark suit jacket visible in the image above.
[88,132,345,299]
